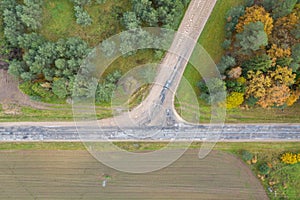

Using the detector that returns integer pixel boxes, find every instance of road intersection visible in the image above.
[1,0,299,142]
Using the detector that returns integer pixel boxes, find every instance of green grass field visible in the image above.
[198,0,244,63]
[0,105,113,122]
[40,0,129,46]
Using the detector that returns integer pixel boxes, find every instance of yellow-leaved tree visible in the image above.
[226,92,244,109]
[267,44,291,66]
[236,5,274,36]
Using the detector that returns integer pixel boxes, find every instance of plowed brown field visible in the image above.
[0,150,268,199]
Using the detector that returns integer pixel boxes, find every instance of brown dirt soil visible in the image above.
[0,149,269,199]
[0,69,50,110]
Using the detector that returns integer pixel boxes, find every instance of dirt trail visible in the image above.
[0,69,49,109]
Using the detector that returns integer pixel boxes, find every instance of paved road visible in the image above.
[1,124,299,141]
[112,0,218,127]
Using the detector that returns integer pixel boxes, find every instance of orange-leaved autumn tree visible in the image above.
[257,85,290,108]
[246,66,296,108]
[236,5,274,36]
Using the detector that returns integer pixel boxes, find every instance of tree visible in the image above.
[291,44,300,65]
[271,12,299,48]
[52,78,68,99]
[267,44,291,66]
[227,67,242,79]
[95,71,122,103]
[17,33,45,50]
[17,0,43,30]
[244,0,254,7]
[246,67,296,108]
[236,5,273,36]
[235,22,268,55]
[269,66,295,86]
[286,90,300,106]
[74,6,92,26]
[242,54,272,72]
[8,60,25,78]
[120,29,154,56]
[257,84,290,108]
[292,23,300,39]
[217,55,236,75]
[281,152,299,164]
[198,78,227,104]
[262,0,297,18]
[71,0,91,6]
[226,79,246,93]
[1,1,25,46]
[272,0,297,19]
[246,70,272,99]
[122,12,141,30]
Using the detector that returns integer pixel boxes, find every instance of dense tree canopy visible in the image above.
[215,1,300,109]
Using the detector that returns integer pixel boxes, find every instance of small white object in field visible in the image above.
[102,180,107,188]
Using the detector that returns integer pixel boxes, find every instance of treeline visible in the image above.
[199,0,300,109]
[1,0,191,103]
[122,0,190,30]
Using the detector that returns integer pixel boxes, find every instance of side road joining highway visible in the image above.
[1,0,299,142]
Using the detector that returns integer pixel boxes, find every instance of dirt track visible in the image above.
[0,69,48,109]
[0,150,268,199]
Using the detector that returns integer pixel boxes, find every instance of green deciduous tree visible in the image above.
[235,22,268,55]
[17,0,43,30]
[198,78,227,104]
[122,12,141,30]
[242,54,272,72]
[52,78,68,99]
[74,6,93,26]
[217,55,236,75]
[225,6,245,38]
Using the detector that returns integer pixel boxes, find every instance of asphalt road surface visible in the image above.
[1,124,299,141]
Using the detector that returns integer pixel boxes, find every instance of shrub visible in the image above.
[226,79,246,93]
[242,150,253,161]
[259,163,270,175]
[19,81,35,96]
[245,96,259,107]
[226,92,244,109]
[31,83,51,98]
[281,152,299,164]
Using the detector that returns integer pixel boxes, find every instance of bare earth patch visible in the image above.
[0,149,268,199]
[0,69,49,110]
